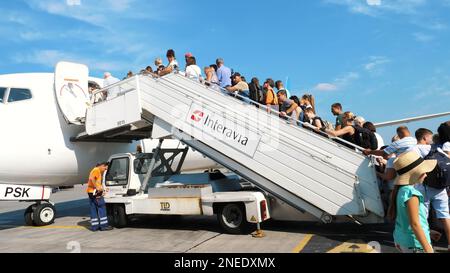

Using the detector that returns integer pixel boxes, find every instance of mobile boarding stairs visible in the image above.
[75,72,385,224]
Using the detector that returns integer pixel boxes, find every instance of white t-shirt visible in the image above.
[103,76,120,99]
[168,60,179,70]
[443,142,450,152]
[374,133,385,150]
[412,144,432,158]
[409,143,450,158]
[385,156,397,191]
[185,65,202,80]
[384,136,417,156]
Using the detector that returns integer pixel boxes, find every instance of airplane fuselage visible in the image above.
[0,73,136,186]
[0,72,219,188]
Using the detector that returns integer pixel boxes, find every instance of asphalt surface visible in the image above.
[0,185,448,253]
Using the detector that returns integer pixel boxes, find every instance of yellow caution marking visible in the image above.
[327,241,377,253]
[292,234,314,253]
[250,216,257,222]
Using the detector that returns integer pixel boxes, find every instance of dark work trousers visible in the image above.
[88,194,109,231]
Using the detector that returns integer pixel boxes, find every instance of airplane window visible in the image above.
[0,87,6,103]
[7,88,32,103]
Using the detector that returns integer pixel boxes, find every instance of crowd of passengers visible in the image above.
[89,49,450,253]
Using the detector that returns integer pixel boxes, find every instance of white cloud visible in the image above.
[25,0,166,27]
[19,31,43,41]
[317,57,391,90]
[66,0,81,6]
[325,0,427,16]
[5,0,173,74]
[12,50,127,72]
[412,72,450,100]
[413,32,434,42]
[364,56,390,71]
[427,22,447,30]
[5,13,30,26]
[367,0,381,6]
[335,72,360,86]
[314,72,359,92]
[314,83,338,92]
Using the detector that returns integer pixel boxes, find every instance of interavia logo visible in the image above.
[201,113,249,146]
[187,103,261,157]
[191,110,204,122]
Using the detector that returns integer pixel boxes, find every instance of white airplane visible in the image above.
[1,61,447,227]
[0,62,219,226]
[374,112,450,128]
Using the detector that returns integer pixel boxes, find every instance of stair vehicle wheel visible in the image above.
[112,204,128,228]
[106,204,114,225]
[33,203,55,226]
[24,205,34,226]
[217,203,252,234]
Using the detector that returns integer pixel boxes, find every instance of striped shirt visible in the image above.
[384,136,417,156]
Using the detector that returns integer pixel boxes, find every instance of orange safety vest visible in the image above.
[86,167,103,194]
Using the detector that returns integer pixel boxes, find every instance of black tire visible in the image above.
[217,203,253,235]
[33,203,56,226]
[106,204,115,225]
[111,204,128,228]
[24,205,34,226]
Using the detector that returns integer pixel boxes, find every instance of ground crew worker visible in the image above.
[86,162,113,231]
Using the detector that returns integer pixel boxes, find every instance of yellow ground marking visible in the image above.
[327,241,377,253]
[292,234,314,253]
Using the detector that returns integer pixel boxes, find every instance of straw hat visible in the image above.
[393,151,437,186]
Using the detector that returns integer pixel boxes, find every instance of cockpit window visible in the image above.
[0,87,6,103]
[7,88,32,103]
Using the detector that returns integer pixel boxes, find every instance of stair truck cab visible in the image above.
[103,142,270,234]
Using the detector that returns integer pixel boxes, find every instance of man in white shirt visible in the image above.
[364,126,417,158]
[103,72,120,100]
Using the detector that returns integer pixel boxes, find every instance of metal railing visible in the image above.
[89,70,366,153]
[168,70,366,153]
[89,75,146,105]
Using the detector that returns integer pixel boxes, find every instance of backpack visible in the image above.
[311,117,324,128]
[352,125,378,150]
[424,145,450,189]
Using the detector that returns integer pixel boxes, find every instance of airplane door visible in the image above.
[54,61,90,125]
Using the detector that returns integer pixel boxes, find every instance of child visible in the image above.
[388,151,437,253]
[304,107,325,133]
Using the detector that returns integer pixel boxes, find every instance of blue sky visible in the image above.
[1,0,449,141]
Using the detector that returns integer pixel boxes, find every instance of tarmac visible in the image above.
[0,185,448,253]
